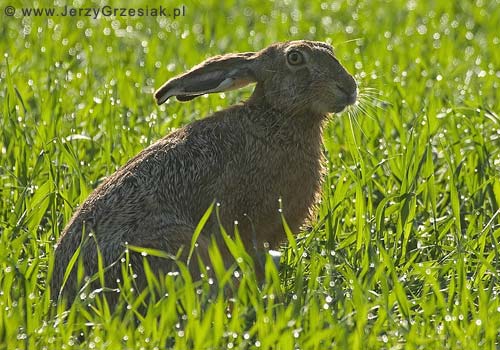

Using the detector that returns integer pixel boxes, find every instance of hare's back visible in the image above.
[67,113,242,234]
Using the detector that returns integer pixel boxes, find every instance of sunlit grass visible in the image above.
[1,0,499,348]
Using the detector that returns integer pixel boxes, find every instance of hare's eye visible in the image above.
[287,50,305,65]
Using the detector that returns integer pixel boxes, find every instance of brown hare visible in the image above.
[51,40,357,305]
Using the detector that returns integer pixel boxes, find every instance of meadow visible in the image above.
[1,0,499,348]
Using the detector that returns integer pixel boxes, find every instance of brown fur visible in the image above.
[51,40,357,305]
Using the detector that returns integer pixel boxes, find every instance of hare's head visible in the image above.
[155,40,357,116]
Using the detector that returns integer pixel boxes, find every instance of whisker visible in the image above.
[357,86,384,95]
[336,37,365,46]
[356,101,378,119]
[359,87,383,93]
[347,112,363,161]
[358,94,387,104]
[349,106,369,139]
[358,93,390,109]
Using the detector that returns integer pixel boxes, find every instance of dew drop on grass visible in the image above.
[167,63,176,72]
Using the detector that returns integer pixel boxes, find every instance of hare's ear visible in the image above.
[154,52,257,105]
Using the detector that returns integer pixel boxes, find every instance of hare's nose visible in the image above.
[347,89,357,105]
[336,83,358,106]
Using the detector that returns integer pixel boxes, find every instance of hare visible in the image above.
[51,40,357,305]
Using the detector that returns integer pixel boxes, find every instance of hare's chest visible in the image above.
[250,144,323,204]
[277,149,323,198]
[249,146,323,234]
[215,143,323,240]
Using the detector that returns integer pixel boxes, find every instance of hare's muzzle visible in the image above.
[332,80,357,112]
[344,89,358,106]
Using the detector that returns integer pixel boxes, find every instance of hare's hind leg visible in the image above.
[126,223,213,287]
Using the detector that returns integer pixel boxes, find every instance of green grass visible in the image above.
[1,0,500,348]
